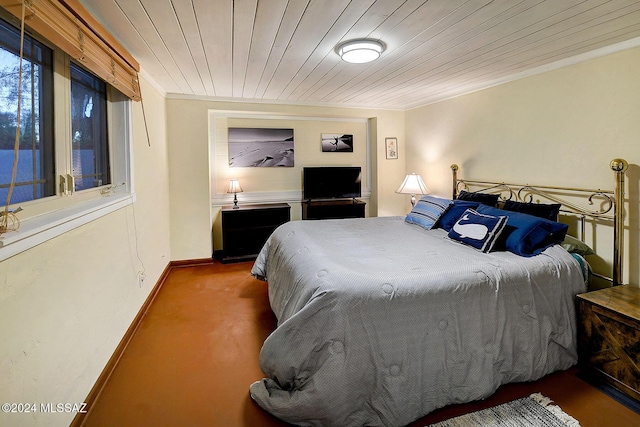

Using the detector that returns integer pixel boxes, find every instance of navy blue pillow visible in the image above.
[457,190,500,207]
[502,200,561,221]
[476,205,568,257]
[436,200,480,232]
[448,209,507,253]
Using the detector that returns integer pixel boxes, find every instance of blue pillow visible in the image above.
[502,200,561,221]
[475,205,568,257]
[436,200,480,231]
[457,190,500,207]
[405,195,452,230]
[448,209,507,253]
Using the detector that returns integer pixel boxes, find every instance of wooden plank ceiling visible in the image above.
[79,0,640,109]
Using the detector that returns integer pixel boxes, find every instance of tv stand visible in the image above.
[302,199,366,220]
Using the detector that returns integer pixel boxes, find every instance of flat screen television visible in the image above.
[303,166,362,201]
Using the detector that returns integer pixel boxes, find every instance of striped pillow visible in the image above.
[405,195,452,230]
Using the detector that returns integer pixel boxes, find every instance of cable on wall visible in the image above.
[129,78,150,282]
[123,197,146,286]
[140,88,151,147]
[1,2,26,235]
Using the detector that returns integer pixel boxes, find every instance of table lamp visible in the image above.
[396,173,428,207]
[227,179,243,209]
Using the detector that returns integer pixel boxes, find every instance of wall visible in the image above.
[0,77,171,427]
[166,99,406,261]
[213,115,369,204]
[405,47,640,286]
[210,114,370,251]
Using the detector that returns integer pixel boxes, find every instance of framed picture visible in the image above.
[385,137,398,159]
[321,133,353,152]
[228,128,294,167]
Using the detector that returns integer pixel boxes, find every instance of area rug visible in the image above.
[427,393,581,426]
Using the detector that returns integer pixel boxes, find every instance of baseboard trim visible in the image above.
[169,257,215,268]
[71,259,212,426]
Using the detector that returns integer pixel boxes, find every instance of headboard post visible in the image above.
[610,158,628,286]
[451,164,459,199]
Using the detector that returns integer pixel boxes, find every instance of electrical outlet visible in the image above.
[138,272,146,287]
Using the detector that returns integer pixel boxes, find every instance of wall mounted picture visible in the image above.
[321,133,353,152]
[385,137,398,159]
[228,128,294,167]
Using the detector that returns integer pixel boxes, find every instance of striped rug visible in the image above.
[428,393,580,427]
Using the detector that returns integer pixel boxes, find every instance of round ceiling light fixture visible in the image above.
[336,39,385,64]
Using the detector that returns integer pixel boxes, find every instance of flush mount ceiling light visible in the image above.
[336,39,385,64]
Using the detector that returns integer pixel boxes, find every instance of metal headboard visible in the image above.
[450,159,628,286]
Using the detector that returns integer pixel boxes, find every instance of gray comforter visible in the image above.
[250,216,586,426]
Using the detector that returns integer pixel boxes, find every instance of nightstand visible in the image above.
[217,203,290,263]
[577,285,640,405]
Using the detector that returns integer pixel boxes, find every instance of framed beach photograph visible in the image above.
[228,128,294,167]
[385,137,398,159]
[321,133,353,152]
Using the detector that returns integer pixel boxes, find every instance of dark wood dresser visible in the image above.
[218,203,290,263]
[302,199,365,220]
[577,284,640,404]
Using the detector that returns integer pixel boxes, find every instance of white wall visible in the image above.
[166,99,406,261]
[0,77,171,427]
[405,47,640,287]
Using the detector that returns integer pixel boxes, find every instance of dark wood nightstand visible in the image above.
[577,285,640,406]
[217,203,290,263]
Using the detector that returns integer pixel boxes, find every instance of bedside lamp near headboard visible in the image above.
[396,173,428,207]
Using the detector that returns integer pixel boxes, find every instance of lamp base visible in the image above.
[233,193,239,209]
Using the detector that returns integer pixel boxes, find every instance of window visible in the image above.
[0,12,131,207]
[70,62,110,191]
[0,16,54,204]
[0,11,133,260]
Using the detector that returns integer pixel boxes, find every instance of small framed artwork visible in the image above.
[385,137,398,159]
[321,133,353,152]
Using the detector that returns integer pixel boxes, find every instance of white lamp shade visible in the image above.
[395,173,429,195]
[227,179,243,193]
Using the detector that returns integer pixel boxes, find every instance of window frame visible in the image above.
[70,60,111,191]
[0,12,134,261]
[0,14,55,203]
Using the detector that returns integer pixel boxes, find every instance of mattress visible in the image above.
[250,216,586,426]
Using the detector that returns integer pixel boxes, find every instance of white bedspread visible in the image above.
[250,216,586,426]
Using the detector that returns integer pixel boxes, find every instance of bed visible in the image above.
[249,160,627,426]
